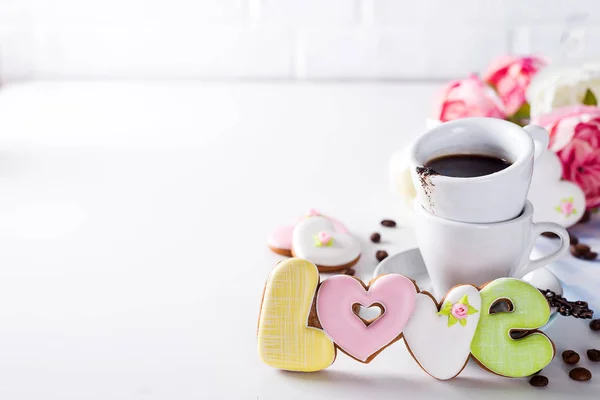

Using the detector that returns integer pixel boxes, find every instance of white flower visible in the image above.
[527,61,600,118]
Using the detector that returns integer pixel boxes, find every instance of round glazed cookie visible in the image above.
[291,215,360,272]
[267,209,349,257]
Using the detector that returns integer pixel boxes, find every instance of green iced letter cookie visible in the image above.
[470,278,554,377]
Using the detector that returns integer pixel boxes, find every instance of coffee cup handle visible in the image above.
[523,124,550,160]
[512,221,570,278]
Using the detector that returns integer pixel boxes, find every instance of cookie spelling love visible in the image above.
[257,259,556,380]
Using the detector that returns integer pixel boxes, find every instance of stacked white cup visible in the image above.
[408,118,570,297]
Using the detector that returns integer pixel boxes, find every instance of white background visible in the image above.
[0,1,600,399]
[2,0,600,81]
[0,81,598,399]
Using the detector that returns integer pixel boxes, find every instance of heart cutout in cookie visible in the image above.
[316,274,417,363]
[403,285,481,380]
[292,216,360,272]
[352,303,384,327]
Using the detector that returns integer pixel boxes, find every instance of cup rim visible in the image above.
[414,200,534,226]
[409,118,534,183]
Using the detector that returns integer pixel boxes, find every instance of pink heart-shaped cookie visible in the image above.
[267,210,348,257]
[316,274,417,362]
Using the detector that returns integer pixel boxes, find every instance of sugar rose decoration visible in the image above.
[484,55,547,116]
[432,74,506,122]
[307,208,320,217]
[533,105,600,209]
[314,231,333,247]
[438,295,478,327]
[556,197,577,217]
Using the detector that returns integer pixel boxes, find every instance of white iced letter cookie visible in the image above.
[403,285,481,380]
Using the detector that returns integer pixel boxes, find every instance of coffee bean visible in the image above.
[591,319,600,331]
[343,268,355,276]
[584,251,598,260]
[587,349,600,362]
[569,232,579,245]
[381,219,396,228]
[571,243,593,259]
[376,250,388,262]
[562,350,580,365]
[370,232,381,243]
[529,375,548,387]
[569,367,592,381]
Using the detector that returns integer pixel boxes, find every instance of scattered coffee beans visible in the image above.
[343,268,355,276]
[572,243,590,254]
[540,289,594,319]
[570,232,579,245]
[587,349,600,362]
[569,367,592,382]
[562,350,580,365]
[370,232,381,243]
[591,319,600,331]
[570,243,597,260]
[529,375,548,387]
[376,250,388,262]
[381,219,396,227]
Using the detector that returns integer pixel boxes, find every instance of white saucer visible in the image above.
[373,248,563,324]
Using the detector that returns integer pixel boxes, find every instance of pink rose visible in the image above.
[533,105,600,151]
[533,105,600,208]
[484,55,548,115]
[451,303,468,320]
[433,74,506,122]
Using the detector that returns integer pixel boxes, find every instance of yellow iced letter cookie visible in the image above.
[470,278,555,377]
[257,258,335,371]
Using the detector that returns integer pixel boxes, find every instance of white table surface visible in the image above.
[0,81,598,399]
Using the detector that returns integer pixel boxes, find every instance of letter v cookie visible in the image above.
[403,285,481,380]
[257,259,336,371]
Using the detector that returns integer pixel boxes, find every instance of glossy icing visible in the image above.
[403,285,482,380]
[257,259,336,371]
[267,224,295,250]
[292,216,360,267]
[470,278,554,377]
[528,149,586,228]
[267,211,348,252]
[316,274,417,362]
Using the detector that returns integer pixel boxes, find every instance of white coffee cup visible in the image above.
[409,118,549,223]
[414,200,570,297]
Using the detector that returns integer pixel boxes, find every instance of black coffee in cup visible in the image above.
[425,154,511,178]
